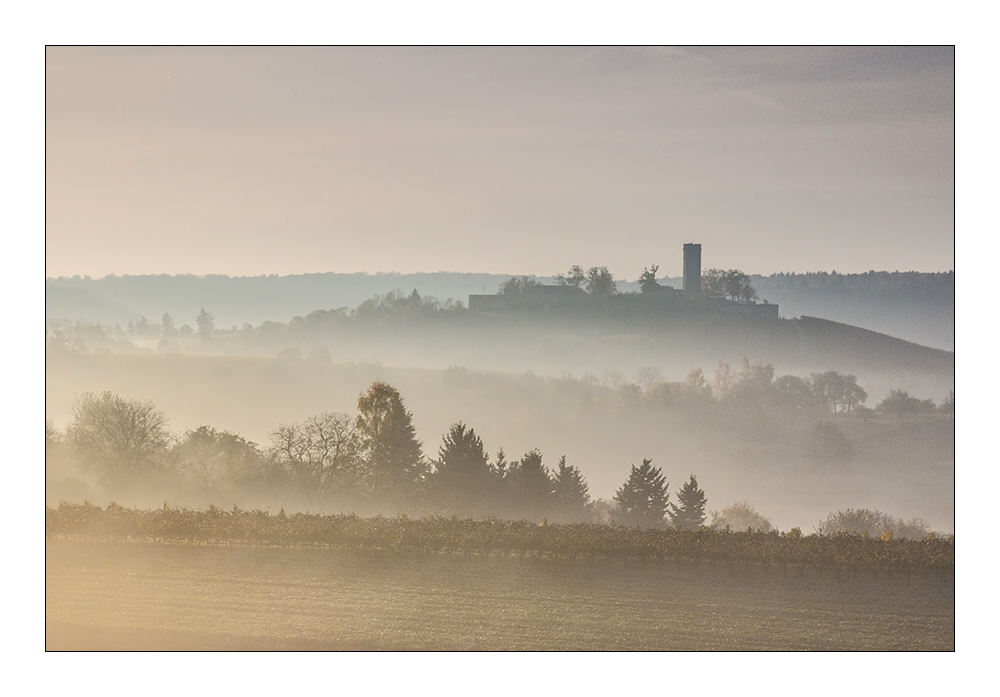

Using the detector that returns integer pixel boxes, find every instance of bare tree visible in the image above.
[68,392,173,493]
[269,412,361,501]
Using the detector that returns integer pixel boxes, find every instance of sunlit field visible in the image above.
[47,537,953,651]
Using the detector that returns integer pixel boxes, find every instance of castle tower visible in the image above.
[683,243,701,293]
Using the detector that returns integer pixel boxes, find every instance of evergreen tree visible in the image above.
[431,422,494,515]
[552,455,591,522]
[613,459,668,527]
[669,474,707,530]
[508,449,554,521]
[196,307,215,340]
[161,312,176,337]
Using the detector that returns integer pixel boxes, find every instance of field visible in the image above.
[46,537,953,651]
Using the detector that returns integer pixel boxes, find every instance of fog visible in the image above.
[45,300,954,533]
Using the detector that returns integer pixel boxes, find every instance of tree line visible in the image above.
[49,381,716,527]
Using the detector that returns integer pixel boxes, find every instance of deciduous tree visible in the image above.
[638,265,661,293]
[585,266,617,295]
[68,392,173,493]
[701,268,759,304]
[710,500,771,533]
[268,412,360,501]
[356,382,425,505]
[555,265,586,289]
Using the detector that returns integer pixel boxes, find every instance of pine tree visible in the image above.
[613,459,668,527]
[552,455,591,523]
[161,312,176,337]
[669,474,707,530]
[508,449,554,521]
[431,422,494,515]
[196,308,215,340]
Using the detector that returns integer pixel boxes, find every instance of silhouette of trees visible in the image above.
[669,474,707,530]
[507,449,554,521]
[876,389,937,416]
[161,312,176,337]
[585,266,617,295]
[940,389,954,416]
[638,265,661,293]
[498,276,540,295]
[555,265,586,289]
[269,412,361,502]
[710,501,772,533]
[356,381,425,505]
[613,459,668,527]
[552,455,591,522]
[816,508,930,539]
[810,371,868,415]
[176,426,266,495]
[702,268,759,304]
[430,422,495,515]
[68,392,173,493]
[196,308,215,340]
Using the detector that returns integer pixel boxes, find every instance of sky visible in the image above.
[46,46,954,279]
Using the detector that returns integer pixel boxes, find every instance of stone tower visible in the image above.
[683,243,701,293]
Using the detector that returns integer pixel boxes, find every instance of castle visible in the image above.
[467,243,779,319]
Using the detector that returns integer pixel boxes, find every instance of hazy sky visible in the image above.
[46,46,954,279]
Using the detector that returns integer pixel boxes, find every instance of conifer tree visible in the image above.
[613,459,668,527]
[669,474,707,530]
[552,455,591,522]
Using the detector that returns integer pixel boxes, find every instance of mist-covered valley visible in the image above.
[45,280,955,534]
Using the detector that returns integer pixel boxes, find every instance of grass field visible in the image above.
[46,539,954,651]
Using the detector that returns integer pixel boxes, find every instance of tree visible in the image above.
[498,276,540,295]
[507,449,554,521]
[669,474,707,530]
[816,508,930,539]
[877,389,936,416]
[585,266,617,295]
[431,422,495,515]
[176,426,267,495]
[701,269,759,304]
[710,501,772,533]
[552,455,591,522]
[613,459,668,527]
[196,307,215,340]
[269,412,361,502]
[810,371,867,415]
[638,265,660,294]
[67,392,173,493]
[772,374,825,415]
[161,312,176,337]
[555,265,586,289]
[356,381,425,505]
[636,366,663,392]
[940,389,954,416]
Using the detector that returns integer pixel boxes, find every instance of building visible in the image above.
[467,243,779,319]
[683,243,701,294]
